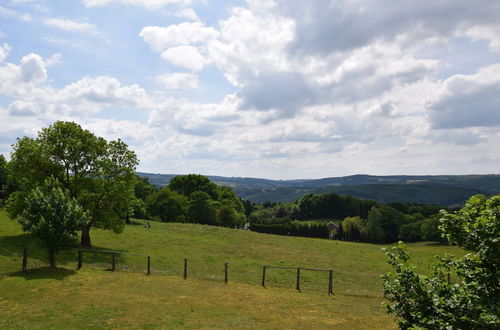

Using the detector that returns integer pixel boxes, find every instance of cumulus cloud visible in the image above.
[82,0,193,10]
[8,100,40,116]
[0,52,153,120]
[0,53,48,97]
[161,45,206,71]
[20,53,48,83]
[0,43,10,62]
[428,64,500,129]
[43,18,99,34]
[156,72,199,89]
[174,8,199,21]
[140,22,219,70]
[45,53,62,67]
[465,24,500,53]
[150,96,241,136]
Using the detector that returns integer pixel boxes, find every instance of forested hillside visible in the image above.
[138,173,500,206]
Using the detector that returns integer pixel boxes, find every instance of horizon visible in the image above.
[137,171,500,182]
[1,1,499,180]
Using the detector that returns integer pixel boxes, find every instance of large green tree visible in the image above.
[382,195,499,329]
[146,188,188,222]
[169,174,218,199]
[7,121,138,247]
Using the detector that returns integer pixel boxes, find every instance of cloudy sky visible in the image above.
[1,0,499,179]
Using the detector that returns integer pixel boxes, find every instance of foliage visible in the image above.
[7,121,138,247]
[382,195,500,329]
[420,214,444,242]
[398,222,422,242]
[169,174,218,199]
[0,154,6,191]
[17,177,86,260]
[295,193,376,220]
[146,188,188,222]
[216,205,244,227]
[187,191,217,225]
[341,216,363,241]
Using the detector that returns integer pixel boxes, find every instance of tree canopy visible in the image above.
[382,194,499,329]
[18,177,86,266]
[7,121,138,247]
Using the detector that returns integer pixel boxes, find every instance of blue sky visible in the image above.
[1,0,499,179]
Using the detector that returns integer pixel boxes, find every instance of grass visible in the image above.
[0,209,464,329]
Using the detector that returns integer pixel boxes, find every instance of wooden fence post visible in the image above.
[296,268,301,291]
[77,250,83,270]
[183,258,188,279]
[328,270,334,295]
[261,266,267,287]
[224,262,228,284]
[111,253,116,272]
[22,248,28,273]
[147,256,151,275]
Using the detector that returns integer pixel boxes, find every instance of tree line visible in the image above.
[244,193,450,243]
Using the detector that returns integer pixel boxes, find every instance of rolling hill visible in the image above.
[137,172,500,206]
[0,209,463,329]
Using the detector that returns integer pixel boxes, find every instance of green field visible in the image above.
[0,209,463,329]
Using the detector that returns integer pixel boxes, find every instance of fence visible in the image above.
[261,265,333,295]
[20,247,334,295]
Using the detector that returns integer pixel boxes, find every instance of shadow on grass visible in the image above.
[10,267,77,280]
[0,233,36,257]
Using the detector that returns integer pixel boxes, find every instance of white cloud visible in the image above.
[427,64,500,129]
[174,8,199,21]
[161,45,206,71]
[45,53,62,67]
[58,75,152,111]
[0,52,153,119]
[43,18,99,34]
[465,24,500,53]
[140,22,218,52]
[0,43,10,62]
[20,53,47,84]
[0,52,49,97]
[0,5,32,21]
[8,100,40,116]
[82,0,193,10]
[156,73,199,89]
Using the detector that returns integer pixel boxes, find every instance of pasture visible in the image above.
[0,210,463,329]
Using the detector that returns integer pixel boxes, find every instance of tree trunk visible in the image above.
[80,225,92,248]
[49,249,56,268]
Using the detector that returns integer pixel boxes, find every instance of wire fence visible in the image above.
[20,247,335,295]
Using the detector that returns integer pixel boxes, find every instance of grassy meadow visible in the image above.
[0,209,464,329]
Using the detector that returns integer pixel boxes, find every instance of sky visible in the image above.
[0,0,499,179]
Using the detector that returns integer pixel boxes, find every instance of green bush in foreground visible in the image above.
[382,195,499,329]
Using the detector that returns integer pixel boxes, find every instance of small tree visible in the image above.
[17,177,86,267]
[382,195,499,329]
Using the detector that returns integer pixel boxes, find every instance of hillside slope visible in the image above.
[138,172,500,205]
[0,210,463,328]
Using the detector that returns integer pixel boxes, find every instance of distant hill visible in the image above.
[136,172,500,206]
